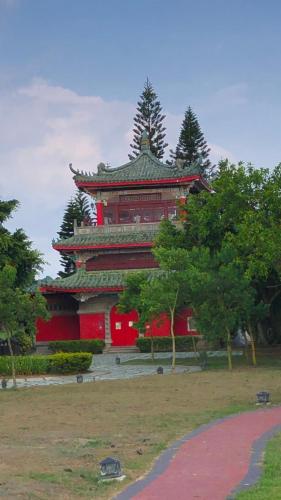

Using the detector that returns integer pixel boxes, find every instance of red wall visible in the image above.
[145,309,198,338]
[36,315,80,342]
[36,305,198,345]
[110,306,139,346]
[145,313,171,337]
[79,313,105,340]
[86,252,158,271]
[110,307,198,346]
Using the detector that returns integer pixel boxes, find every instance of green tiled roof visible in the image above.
[70,149,201,184]
[53,228,158,248]
[42,268,160,291]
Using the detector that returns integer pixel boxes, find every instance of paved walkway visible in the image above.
[0,352,203,389]
[116,406,281,500]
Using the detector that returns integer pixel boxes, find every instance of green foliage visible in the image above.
[118,271,151,333]
[185,246,267,340]
[169,106,212,176]
[129,78,168,160]
[49,339,105,354]
[0,199,43,288]
[0,355,49,376]
[48,352,92,374]
[152,161,281,345]
[0,353,92,376]
[0,265,49,342]
[136,336,196,352]
[119,248,191,368]
[57,190,93,277]
[154,219,186,249]
[0,264,49,385]
[15,332,34,354]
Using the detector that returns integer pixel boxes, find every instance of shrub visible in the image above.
[49,339,105,354]
[136,336,198,353]
[0,355,49,376]
[0,353,92,376]
[48,352,92,374]
[16,333,34,355]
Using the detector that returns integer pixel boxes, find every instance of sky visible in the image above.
[1,0,281,277]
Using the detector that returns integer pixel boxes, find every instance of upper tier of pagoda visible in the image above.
[69,130,208,192]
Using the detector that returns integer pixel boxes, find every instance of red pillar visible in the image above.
[96,200,104,225]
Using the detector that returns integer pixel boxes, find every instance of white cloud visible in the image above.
[0,78,233,277]
[209,143,236,163]
[209,83,249,111]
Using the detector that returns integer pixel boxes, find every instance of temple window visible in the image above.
[187,316,197,332]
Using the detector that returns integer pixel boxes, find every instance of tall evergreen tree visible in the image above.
[169,107,212,176]
[129,79,168,160]
[57,190,92,278]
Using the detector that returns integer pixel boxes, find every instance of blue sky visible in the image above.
[1,0,281,276]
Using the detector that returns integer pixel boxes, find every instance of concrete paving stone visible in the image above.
[0,351,225,389]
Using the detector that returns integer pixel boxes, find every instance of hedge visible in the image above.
[136,336,198,352]
[49,339,105,354]
[0,353,92,376]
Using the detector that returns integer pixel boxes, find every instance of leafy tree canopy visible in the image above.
[155,161,281,344]
[0,264,49,386]
[0,198,43,288]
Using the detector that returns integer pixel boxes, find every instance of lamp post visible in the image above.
[256,391,270,404]
[1,379,7,389]
[99,457,123,480]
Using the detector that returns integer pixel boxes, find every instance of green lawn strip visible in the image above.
[29,469,112,497]
[236,432,281,499]
[122,353,281,370]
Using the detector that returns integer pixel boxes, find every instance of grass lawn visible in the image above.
[236,431,281,499]
[0,366,281,499]
[122,350,281,370]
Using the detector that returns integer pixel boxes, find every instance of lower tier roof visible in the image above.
[40,268,160,294]
[53,228,158,251]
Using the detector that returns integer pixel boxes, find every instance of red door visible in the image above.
[110,306,138,346]
[79,313,105,340]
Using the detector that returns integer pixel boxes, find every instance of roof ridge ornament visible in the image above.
[140,130,150,151]
[69,163,79,175]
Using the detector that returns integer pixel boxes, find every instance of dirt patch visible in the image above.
[0,368,280,499]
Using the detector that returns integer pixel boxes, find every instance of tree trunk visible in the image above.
[247,323,257,366]
[257,321,267,345]
[170,308,176,372]
[192,336,199,359]
[226,329,232,371]
[242,330,250,365]
[7,335,16,388]
[150,334,154,361]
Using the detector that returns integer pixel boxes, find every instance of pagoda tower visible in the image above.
[37,132,209,347]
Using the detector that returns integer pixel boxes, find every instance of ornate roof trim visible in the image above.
[40,268,161,293]
[69,149,203,186]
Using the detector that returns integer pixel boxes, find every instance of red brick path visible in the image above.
[131,407,281,500]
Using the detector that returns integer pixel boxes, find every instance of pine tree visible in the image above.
[129,79,168,160]
[57,190,92,278]
[169,107,212,176]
